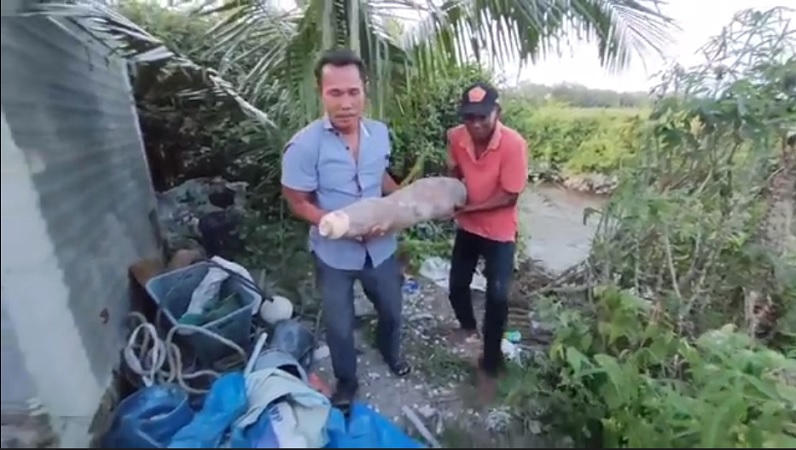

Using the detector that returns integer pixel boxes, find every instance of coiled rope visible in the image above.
[122,311,248,395]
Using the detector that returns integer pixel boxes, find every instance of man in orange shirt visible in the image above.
[445,82,528,400]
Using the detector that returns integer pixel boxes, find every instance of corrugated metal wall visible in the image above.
[1,11,161,446]
[0,299,36,413]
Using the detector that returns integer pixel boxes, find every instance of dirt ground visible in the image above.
[311,276,555,448]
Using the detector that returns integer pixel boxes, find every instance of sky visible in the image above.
[498,0,793,92]
[192,0,793,92]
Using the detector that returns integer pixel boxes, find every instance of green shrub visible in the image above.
[505,288,796,448]
[502,102,645,175]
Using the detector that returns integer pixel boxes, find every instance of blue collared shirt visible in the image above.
[280,117,398,270]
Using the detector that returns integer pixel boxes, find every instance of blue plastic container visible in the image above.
[145,261,256,365]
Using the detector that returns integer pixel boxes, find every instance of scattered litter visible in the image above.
[402,278,420,295]
[419,256,487,292]
[484,407,512,432]
[168,373,247,448]
[504,330,522,343]
[527,419,543,435]
[102,384,193,448]
[312,344,330,361]
[501,339,522,363]
[402,405,442,448]
[260,294,294,324]
[326,403,425,448]
[182,256,263,322]
[233,368,331,448]
[156,177,247,255]
[145,261,258,365]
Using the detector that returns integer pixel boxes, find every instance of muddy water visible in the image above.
[519,183,608,274]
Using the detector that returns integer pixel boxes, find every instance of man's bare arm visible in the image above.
[282,186,325,225]
[458,190,518,213]
[382,172,400,195]
[448,165,463,179]
[445,133,463,179]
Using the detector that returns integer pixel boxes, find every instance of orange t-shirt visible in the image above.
[447,122,529,242]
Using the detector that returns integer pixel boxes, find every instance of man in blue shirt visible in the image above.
[280,49,411,408]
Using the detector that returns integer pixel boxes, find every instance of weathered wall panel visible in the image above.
[1,13,160,447]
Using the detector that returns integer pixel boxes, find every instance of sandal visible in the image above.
[388,360,412,377]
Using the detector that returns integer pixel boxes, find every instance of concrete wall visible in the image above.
[0,12,161,448]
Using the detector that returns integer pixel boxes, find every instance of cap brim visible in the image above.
[459,102,494,117]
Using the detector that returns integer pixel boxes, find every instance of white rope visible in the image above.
[123,311,248,395]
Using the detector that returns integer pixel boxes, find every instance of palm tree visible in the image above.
[203,0,675,120]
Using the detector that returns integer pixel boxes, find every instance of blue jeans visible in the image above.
[314,253,404,383]
[448,229,515,375]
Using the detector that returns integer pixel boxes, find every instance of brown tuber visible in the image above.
[318,177,467,239]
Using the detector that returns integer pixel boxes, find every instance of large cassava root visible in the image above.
[318,177,467,239]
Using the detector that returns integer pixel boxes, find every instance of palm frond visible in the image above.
[27,0,273,126]
[201,0,676,118]
[403,0,677,74]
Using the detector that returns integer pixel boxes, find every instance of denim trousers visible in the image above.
[314,253,403,383]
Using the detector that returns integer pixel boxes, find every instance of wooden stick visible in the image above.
[401,405,443,448]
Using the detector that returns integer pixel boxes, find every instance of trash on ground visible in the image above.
[102,384,193,448]
[326,402,425,448]
[118,176,438,450]
[501,339,522,363]
[419,256,487,292]
[260,295,294,324]
[183,255,264,320]
[145,260,259,365]
[504,330,522,343]
[233,367,331,448]
[156,177,247,256]
[402,278,420,295]
[116,252,424,449]
[168,372,248,448]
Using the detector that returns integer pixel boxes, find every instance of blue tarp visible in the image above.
[168,373,248,448]
[105,376,425,448]
[326,402,425,448]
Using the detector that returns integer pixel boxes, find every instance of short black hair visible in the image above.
[314,49,366,85]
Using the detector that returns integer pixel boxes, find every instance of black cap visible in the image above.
[458,82,499,117]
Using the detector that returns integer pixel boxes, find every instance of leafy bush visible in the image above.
[387,64,493,181]
[515,287,796,448]
[501,102,645,175]
[118,1,268,190]
[502,7,796,448]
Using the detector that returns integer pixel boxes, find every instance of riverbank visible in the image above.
[520,182,607,274]
[529,170,618,196]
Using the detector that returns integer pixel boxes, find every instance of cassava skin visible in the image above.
[318,177,467,239]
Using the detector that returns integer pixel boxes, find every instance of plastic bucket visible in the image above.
[145,262,256,364]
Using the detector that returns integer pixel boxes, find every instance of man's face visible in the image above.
[463,109,498,142]
[319,64,365,131]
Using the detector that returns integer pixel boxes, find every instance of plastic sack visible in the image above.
[265,319,316,372]
[102,385,193,448]
[318,177,467,239]
[228,403,280,448]
[168,372,248,448]
[229,401,310,448]
[325,403,425,448]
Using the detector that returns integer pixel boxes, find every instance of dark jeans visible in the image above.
[448,229,515,375]
[314,253,403,384]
